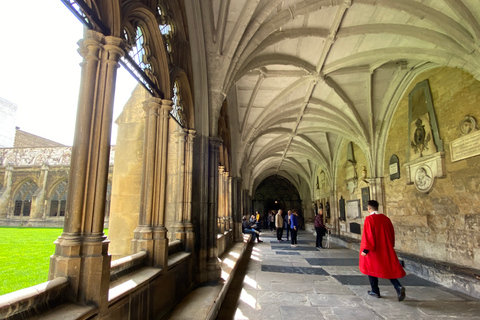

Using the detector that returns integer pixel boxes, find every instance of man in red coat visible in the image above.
[359,200,406,301]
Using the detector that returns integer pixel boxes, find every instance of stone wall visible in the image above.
[0,146,113,226]
[384,67,480,269]
[108,85,147,258]
[335,141,370,240]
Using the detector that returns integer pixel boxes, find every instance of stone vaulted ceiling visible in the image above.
[197,0,480,193]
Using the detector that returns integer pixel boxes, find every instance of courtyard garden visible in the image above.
[0,227,108,296]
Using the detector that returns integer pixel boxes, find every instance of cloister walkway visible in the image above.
[216,230,480,320]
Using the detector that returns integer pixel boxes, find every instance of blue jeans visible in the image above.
[243,229,259,241]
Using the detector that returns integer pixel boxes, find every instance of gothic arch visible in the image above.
[122,1,171,98]
[170,67,195,129]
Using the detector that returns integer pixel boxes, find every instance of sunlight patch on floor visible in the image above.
[240,288,256,309]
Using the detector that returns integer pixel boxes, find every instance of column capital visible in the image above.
[187,129,196,142]
[104,36,126,63]
[218,166,225,174]
[175,128,188,139]
[209,136,223,149]
[78,30,104,60]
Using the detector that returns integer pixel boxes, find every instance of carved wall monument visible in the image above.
[450,116,480,162]
[405,80,445,192]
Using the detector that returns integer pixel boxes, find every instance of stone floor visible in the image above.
[216,230,480,320]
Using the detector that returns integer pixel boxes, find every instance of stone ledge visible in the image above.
[165,234,252,320]
[0,277,69,319]
[110,251,147,282]
[168,252,191,269]
[330,234,480,299]
[108,267,162,302]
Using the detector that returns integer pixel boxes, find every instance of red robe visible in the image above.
[359,213,406,279]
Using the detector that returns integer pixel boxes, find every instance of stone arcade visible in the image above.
[1,0,480,319]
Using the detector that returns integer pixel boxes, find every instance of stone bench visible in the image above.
[165,234,252,319]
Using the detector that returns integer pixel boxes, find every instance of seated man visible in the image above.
[242,215,262,243]
[249,214,260,231]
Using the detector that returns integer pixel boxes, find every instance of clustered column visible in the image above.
[227,175,232,231]
[184,130,196,252]
[31,163,49,219]
[174,128,187,242]
[218,166,225,233]
[0,164,13,218]
[207,137,222,280]
[49,30,124,307]
[132,98,173,269]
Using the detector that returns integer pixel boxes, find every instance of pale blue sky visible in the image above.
[0,1,138,146]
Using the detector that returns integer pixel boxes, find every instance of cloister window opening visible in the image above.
[129,26,152,75]
[13,181,37,216]
[50,181,68,217]
[157,3,174,57]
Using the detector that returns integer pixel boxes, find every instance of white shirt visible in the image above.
[370,211,379,215]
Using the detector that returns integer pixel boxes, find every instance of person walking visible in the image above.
[314,208,327,248]
[269,211,275,231]
[275,209,284,242]
[359,200,406,301]
[290,209,299,247]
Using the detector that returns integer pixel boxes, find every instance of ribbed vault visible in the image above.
[195,0,480,196]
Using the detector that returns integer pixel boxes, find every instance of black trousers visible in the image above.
[291,229,298,245]
[315,227,325,247]
[276,227,283,240]
[368,275,402,294]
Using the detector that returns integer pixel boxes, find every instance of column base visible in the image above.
[49,233,110,306]
[153,227,169,269]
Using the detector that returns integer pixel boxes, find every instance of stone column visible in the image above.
[218,166,225,233]
[132,98,160,256]
[207,137,222,281]
[233,178,243,241]
[152,100,173,268]
[174,128,187,242]
[184,130,196,252]
[132,98,172,269]
[31,163,49,220]
[0,164,13,219]
[49,31,124,307]
[225,174,232,231]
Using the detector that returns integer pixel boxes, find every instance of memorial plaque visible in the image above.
[389,154,400,180]
[346,200,360,219]
[361,187,370,211]
[350,222,361,234]
[450,130,480,162]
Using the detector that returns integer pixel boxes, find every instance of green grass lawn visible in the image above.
[0,227,108,296]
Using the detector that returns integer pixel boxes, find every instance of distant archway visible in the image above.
[252,175,303,228]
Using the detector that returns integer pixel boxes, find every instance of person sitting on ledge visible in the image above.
[242,215,263,243]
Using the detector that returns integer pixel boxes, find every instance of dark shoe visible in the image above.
[397,287,406,301]
[367,291,381,298]
[257,240,263,243]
